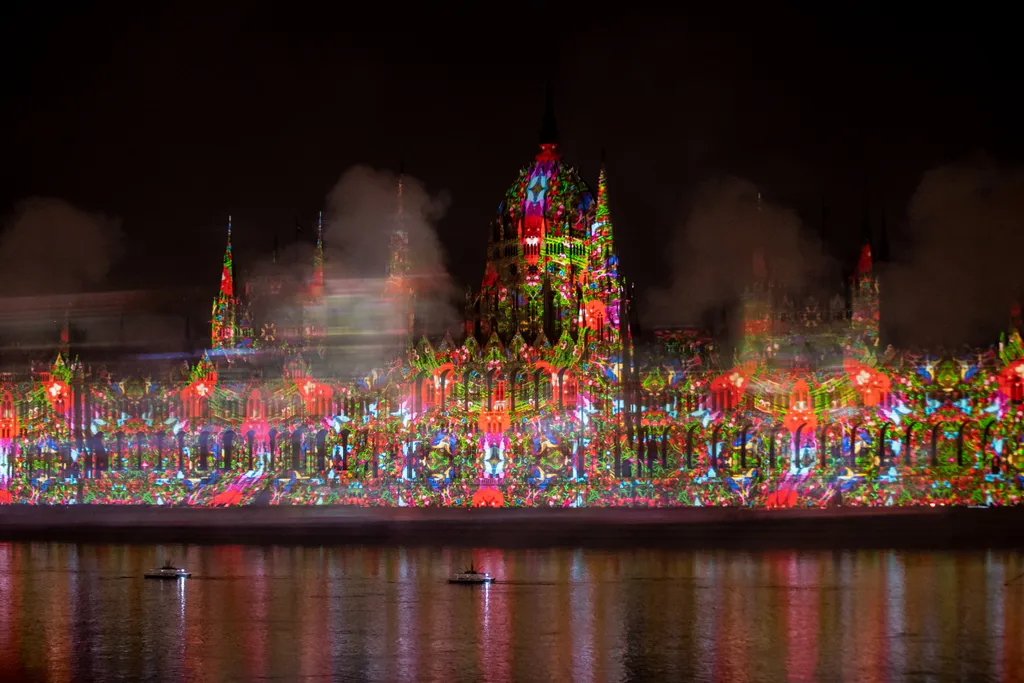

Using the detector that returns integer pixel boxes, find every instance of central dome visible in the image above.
[486,88,596,286]
[470,90,616,343]
[475,140,599,342]
[495,145,595,246]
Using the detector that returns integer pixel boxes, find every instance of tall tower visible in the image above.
[478,88,596,340]
[585,163,624,340]
[737,250,773,361]
[304,211,327,346]
[211,216,237,349]
[851,242,879,349]
[851,199,884,351]
[312,211,324,299]
[384,169,414,339]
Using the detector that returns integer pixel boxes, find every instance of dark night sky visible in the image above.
[1,3,1020,345]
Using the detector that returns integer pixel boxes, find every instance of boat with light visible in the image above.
[144,563,191,580]
[448,564,494,584]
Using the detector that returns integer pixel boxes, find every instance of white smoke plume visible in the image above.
[243,239,317,338]
[886,156,1024,348]
[324,166,458,337]
[647,177,827,328]
[0,197,122,296]
[234,167,457,376]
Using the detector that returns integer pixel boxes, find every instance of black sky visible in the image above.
[1,3,1020,344]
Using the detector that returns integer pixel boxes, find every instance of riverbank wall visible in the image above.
[1,506,1022,548]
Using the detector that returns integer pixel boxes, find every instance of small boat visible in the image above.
[449,563,495,585]
[145,563,191,580]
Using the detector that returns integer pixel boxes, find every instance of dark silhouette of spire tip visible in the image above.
[539,83,559,146]
[877,205,891,264]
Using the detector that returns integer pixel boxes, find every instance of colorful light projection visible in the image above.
[1,139,1024,510]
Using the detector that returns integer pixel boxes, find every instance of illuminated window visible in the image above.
[247,391,264,420]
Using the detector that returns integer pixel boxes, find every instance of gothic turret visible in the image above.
[384,169,414,340]
[211,217,237,349]
[311,211,324,300]
[851,201,881,351]
[304,211,327,346]
[585,163,624,339]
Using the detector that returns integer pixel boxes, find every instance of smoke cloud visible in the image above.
[324,165,458,337]
[244,239,318,332]
[646,177,828,330]
[886,156,1024,348]
[234,167,458,376]
[0,197,122,296]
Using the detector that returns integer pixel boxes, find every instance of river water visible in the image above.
[0,543,1021,682]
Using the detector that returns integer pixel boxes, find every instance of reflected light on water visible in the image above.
[0,544,1022,682]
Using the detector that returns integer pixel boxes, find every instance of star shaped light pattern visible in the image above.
[526,174,548,204]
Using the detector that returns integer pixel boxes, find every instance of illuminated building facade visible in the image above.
[0,106,1023,509]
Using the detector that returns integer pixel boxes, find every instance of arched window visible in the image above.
[247,390,264,421]
[791,380,810,411]
[1010,376,1024,403]
[709,376,738,412]
[0,391,15,440]
[185,394,207,420]
[563,376,577,409]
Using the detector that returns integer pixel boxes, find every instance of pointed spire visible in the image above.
[59,310,69,356]
[539,82,559,147]
[589,161,621,334]
[856,243,873,277]
[211,215,237,349]
[220,215,234,298]
[312,210,324,294]
[535,83,561,161]
[856,195,874,277]
[819,192,828,239]
[397,163,405,219]
[594,153,614,240]
[860,196,871,246]
[752,250,768,282]
[387,171,410,283]
[877,204,890,264]
[384,169,413,337]
[596,165,610,222]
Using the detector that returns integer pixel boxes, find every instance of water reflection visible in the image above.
[0,544,1021,682]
